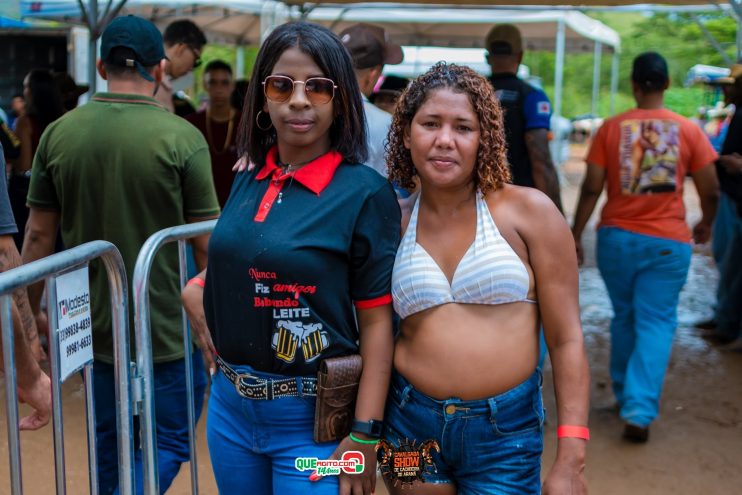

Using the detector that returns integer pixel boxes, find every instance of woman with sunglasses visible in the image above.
[182,22,400,495]
[383,63,589,494]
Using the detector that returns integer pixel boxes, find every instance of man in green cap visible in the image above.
[22,15,220,494]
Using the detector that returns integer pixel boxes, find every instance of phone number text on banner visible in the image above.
[56,266,93,381]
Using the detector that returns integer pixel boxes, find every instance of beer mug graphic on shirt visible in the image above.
[273,320,303,363]
[301,323,329,363]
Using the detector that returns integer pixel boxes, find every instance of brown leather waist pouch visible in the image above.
[313,354,363,443]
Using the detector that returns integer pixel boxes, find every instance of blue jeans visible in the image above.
[207,363,340,495]
[93,349,207,495]
[712,193,737,317]
[597,227,691,427]
[538,328,547,369]
[383,369,544,494]
[712,193,736,267]
[715,209,742,339]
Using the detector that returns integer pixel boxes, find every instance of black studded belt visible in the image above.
[216,356,317,400]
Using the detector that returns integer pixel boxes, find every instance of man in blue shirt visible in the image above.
[486,24,563,213]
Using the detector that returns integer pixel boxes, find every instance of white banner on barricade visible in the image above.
[56,266,93,381]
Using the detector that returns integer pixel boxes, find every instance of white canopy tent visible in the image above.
[21,0,266,44]
[304,7,621,118]
[22,0,620,119]
[21,0,271,90]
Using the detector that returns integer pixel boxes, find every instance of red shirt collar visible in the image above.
[256,146,343,195]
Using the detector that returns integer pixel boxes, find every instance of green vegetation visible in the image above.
[525,11,738,118]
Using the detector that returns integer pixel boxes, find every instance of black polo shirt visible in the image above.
[204,147,401,376]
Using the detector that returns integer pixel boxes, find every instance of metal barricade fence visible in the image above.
[132,219,217,495]
[0,241,135,495]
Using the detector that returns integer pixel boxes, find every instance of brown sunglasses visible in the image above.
[262,75,337,105]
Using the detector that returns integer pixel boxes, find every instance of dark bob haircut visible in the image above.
[25,68,65,131]
[237,22,367,167]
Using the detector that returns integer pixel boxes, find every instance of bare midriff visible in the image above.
[394,301,539,400]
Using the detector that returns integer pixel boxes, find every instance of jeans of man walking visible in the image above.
[711,193,737,319]
[597,227,691,428]
[93,348,206,495]
[715,209,742,341]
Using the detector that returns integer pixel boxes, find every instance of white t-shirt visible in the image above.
[362,96,392,177]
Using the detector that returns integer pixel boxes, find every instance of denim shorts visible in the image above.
[383,369,544,495]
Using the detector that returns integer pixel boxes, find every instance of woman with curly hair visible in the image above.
[384,62,589,495]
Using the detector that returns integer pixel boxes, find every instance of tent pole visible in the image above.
[592,41,602,118]
[87,0,98,94]
[692,14,732,65]
[728,0,742,60]
[553,18,565,120]
[236,45,245,78]
[610,50,619,115]
[260,0,288,43]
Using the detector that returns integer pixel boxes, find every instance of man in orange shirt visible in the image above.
[572,52,719,443]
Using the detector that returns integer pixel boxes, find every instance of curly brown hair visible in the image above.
[386,62,511,194]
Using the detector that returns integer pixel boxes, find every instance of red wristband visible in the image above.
[557,425,590,440]
[187,277,205,288]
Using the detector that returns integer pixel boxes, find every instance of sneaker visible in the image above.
[622,423,649,443]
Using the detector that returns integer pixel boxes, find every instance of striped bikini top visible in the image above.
[392,192,537,319]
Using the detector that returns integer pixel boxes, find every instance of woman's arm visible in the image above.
[354,304,394,426]
[571,163,606,265]
[181,269,216,375]
[689,163,719,244]
[333,303,394,495]
[518,189,590,495]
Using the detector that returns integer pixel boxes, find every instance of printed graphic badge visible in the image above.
[295,451,365,479]
[377,438,440,487]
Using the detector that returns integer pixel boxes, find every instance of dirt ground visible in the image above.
[1,144,741,494]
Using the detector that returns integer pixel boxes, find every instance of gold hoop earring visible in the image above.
[256,110,273,131]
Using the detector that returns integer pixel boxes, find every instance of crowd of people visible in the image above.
[0,12,739,495]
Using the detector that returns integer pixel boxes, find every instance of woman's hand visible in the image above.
[719,153,742,175]
[232,157,255,173]
[181,280,216,376]
[692,220,712,244]
[574,238,585,266]
[329,435,378,495]
[542,452,587,495]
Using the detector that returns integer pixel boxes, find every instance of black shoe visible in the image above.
[695,318,717,331]
[623,423,649,443]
